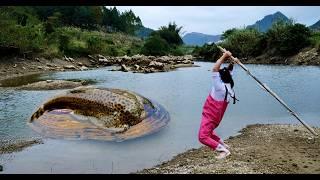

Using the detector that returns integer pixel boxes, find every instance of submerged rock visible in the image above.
[17,80,85,90]
[28,87,170,142]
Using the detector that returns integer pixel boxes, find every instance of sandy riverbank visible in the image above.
[138,124,320,174]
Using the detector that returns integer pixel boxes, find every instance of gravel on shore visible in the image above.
[138,124,320,174]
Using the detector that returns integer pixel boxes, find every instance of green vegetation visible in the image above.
[193,21,319,61]
[192,44,219,61]
[265,21,311,56]
[179,45,196,55]
[2,6,318,61]
[135,26,154,39]
[140,22,186,56]
[0,7,189,59]
[141,35,170,56]
[0,6,143,58]
[310,32,320,52]
[220,28,264,57]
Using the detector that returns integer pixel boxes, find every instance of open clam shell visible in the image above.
[28,87,170,142]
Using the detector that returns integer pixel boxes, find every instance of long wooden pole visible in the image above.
[217,46,318,137]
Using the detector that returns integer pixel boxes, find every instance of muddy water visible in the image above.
[0,62,319,173]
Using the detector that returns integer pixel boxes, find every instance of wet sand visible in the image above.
[138,124,320,174]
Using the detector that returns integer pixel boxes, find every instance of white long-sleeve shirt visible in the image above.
[210,70,235,102]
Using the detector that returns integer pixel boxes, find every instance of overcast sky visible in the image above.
[113,6,320,35]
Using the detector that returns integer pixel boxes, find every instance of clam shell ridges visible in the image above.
[28,88,170,142]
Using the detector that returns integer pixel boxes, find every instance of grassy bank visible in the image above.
[0,20,143,59]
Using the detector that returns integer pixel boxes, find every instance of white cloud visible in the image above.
[111,6,320,35]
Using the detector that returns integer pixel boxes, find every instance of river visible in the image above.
[0,62,319,173]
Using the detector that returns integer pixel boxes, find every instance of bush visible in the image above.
[58,34,70,53]
[192,43,219,61]
[106,46,119,56]
[310,32,320,51]
[141,35,170,56]
[86,36,103,54]
[219,28,264,58]
[179,45,195,55]
[170,46,184,56]
[266,22,311,56]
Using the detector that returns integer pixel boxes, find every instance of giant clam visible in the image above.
[28,87,170,142]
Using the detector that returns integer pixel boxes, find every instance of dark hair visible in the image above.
[219,65,234,88]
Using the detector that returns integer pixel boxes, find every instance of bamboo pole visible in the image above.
[217,46,318,137]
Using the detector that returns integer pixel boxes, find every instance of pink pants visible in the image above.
[198,95,228,150]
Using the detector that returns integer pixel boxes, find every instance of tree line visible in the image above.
[2,6,142,35]
[192,21,320,61]
[0,6,187,58]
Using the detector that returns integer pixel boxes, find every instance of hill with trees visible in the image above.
[247,11,291,32]
[0,6,144,58]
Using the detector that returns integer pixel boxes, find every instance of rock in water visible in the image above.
[121,64,129,72]
[28,87,170,142]
[18,80,83,90]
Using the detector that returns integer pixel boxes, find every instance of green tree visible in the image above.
[266,22,311,56]
[141,35,170,56]
[156,22,183,46]
[221,28,237,40]
[220,28,264,58]
[192,43,219,60]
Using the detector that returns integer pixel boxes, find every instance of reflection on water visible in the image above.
[0,62,319,173]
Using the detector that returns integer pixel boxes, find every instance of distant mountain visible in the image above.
[182,32,221,46]
[310,20,320,31]
[135,26,154,39]
[247,11,290,32]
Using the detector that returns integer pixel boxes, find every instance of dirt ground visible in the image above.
[0,56,94,82]
[138,124,320,174]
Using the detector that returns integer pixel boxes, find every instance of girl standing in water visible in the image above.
[198,51,240,159]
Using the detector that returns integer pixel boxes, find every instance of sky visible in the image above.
[112,6,320,35]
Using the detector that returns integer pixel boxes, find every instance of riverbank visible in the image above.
[138,124,320,174]
[195,48,320,66]
[246,48,320,66]
[0,54,196,84]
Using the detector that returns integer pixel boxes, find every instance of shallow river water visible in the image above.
[0,62,319,173]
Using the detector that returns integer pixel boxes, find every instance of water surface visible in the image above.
[0,62,319,173]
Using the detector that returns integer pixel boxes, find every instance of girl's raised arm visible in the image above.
[212,51,232,72]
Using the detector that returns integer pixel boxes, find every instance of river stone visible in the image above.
[121,64,129,72]
[63,65,76,70]
[18,80,83,90]
[28,87,170,142]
